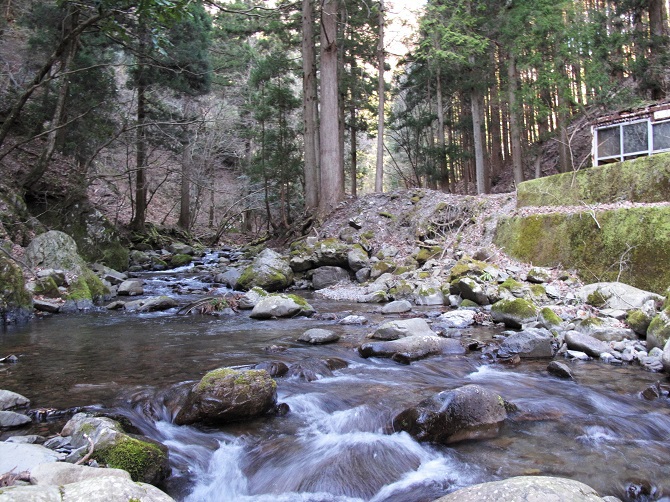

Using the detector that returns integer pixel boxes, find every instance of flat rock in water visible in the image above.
[370,318,435,340]
[0,389,30,410]
[433,476,607,501]
[547,360,574,379]
[0,410,31,428]
[381,300,412,314]
[117,279,144,296]
[438,310,476,329]
[298,328,340,345]
[338,315,368,325]
[124,296,178,312]
[250,294,314,319]
[564,331,612,358]
[30,462,130,486]
[33,299,61,313]
[498,328,555,359]
[358,335,464,363]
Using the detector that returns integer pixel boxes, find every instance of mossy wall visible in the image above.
[517,153,670,208]
[494,206,670,293]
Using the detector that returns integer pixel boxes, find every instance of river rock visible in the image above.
[249,294,314,319]
[433,476,608,502]
[215,269,241,289]
[123,296,178,312]
[25,231,86,274]
[253,361,289,378]
[647,307,670,350]
[490,298,539,329]
[458,277,489,305]
[412,283,445,306]
[0,442,64,473]
[175,368,277,426]
[0,389,30,410]
[0,254,33,324]
[339,315,368,325]
[381,300,412,314]
[498,328,555,359]
[237,248,294,292]
[370,318,435,340]
[30,462,130,486]
[298,328,340,345]
[579,282,664,310]
[0,474,176,502]
[314,239,351,267]
[286,358,343,381]
[347,244,369,272]
[60,413,169,485]
[312,266,350,290]
[0,410,31,428]
[526,267,552,283]
[117,279,144,296]
[662,339,670,373]
[564,331,612,358]
[358,336,464,363]
[33,298,62,313]
[437,310,476,329]
[393,384,508,444]
[547,360,574,379]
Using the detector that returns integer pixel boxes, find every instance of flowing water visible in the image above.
[1,265,670,501]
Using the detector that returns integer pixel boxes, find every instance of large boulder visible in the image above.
[498,328,555,359]
[564,331,612,358]
[24,231,109,306]
[433,476,608,502]
[175,367,277,426]
[0,254,33,324]
[311,266,350,290]
[0,410,31,428]
[393,384,508,444]
[579,282,664,310]
[314,238,350,267]
[236,248,294,292]
[370,318,435,340]
[0,473,175,502]
[490,298,539,329]
[61,413,169,485]
[457,277,489,305]
[0,442,64,473]
[647,307,670,350]
[249,293,314,319]
[347,244,369,272]
[358,335,464,363]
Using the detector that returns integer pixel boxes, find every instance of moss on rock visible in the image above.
[170,253,193,267]
[491,298,539,329]
[494,206,670,294]
[415,246,443,265]
[95,436,167,484]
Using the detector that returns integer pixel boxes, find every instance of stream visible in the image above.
[1,261,670,501]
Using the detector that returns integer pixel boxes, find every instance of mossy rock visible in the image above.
[460,299,479,308]
[490,298,539,329]
[626,309,652,335]
[448,256,490,282]
[415,246,443,265]
[32,276,60,298]
[517,153,670,208]
[539,307,562,328]
[175,367,277,426]
[647,308,670,350]
[65,268,109,302]
[370,260,395,279]
[494,206,670,294]
[95,435,169,484]
[0,255,33,323]
[170,253,193,267]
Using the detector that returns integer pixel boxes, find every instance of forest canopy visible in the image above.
[0,0,667,241]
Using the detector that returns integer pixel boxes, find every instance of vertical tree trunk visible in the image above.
[374,0,385,193]
[436,70,448,191]
[319,0,344,213]
[302,0,320,210]
[178,143,192,230]
[469,55,487,194]
[131,19,150,232]
[649,0,668,99]
[22,8,79,192]
[507,51,524,185]
[350,104,357,196]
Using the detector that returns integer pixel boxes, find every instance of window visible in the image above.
[594,119,670,165]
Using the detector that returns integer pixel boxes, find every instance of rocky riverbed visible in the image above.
[2,189,670,501]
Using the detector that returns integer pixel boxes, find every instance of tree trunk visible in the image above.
[436,70,448,191]
[649,0,668,99]
[178,143,191,230]
[507,51,524,186]
[22,8,79,192]
[374,0,385,193]
[318,0,344,214]
[471,87,487,194]
[350,105,357,196]
[302,0,320,210]
[130,21,150,232]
